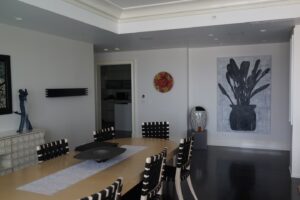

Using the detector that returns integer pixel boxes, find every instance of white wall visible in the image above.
[291,25,300,178]
[96,48,188,141]
[96,43,291,150]
[189,43,291,150]
[0,23,95,148]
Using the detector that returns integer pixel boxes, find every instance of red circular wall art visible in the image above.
[154,71,174,93]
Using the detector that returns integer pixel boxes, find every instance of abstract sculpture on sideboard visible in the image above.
[15,89,32,133]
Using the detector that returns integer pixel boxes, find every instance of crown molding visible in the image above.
[119,0,297,21]
[118,1,300,33]
[63,0,121,21]
[58,0,297,22]
[115,0,195,10]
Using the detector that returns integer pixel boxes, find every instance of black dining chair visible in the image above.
[80,177,123,200]
[164,136,198,200]
[36,138,69,163]
[140,148,167,200]
[141,121,169,139]
[93,126,115,142]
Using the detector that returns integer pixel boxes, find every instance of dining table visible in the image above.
[0,138,177,200]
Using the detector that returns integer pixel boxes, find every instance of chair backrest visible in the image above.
[36,139,69,163]
[140,148,167,200]
[176,136,194,169]
[93,127,115,142]
[80,177,123,200]
[141,121,169,139]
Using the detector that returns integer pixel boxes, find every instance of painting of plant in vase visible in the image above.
[0,62,5,108]
[217,56,271,134]
[0,55,12,115]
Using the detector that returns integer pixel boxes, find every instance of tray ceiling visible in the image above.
[17,0,300,34]
[65,0,291,20]
[1,0,299,52]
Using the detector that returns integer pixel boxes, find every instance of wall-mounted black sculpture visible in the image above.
[15,89,33,133]
[46,88,88,97]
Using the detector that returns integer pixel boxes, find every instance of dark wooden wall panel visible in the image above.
[46,88,88,97]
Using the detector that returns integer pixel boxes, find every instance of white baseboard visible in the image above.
[208,140,290,151]
[291,172,300,178]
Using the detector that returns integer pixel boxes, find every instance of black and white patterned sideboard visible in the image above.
[0,129,45,175]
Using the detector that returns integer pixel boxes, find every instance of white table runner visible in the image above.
[17,145,146,196]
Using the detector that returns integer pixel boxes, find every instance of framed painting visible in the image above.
[217,55,271,135]
[0,55,12,115]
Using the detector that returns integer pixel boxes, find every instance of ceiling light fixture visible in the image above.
[208,33,214,37]
[114,48,120,51]
[104,48,109,51]
[15,17,23,21]
[260,29,267,33]
[214,38,219,41]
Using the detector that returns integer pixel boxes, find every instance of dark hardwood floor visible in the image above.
[123,145,300,200]
[164,146,299,200]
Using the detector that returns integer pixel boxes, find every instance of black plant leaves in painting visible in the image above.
[218,58,270,105]
[218,83,234,105]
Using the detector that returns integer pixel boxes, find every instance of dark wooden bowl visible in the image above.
[74,146,126,162]
[75,141,118,152]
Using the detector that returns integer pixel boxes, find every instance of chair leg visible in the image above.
[187,176,198,200]
[158,182,163,195]
[173,155,176,166]
[175,172,184,200]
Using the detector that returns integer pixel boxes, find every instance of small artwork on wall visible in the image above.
[0,55,12,115]
[154,71,174,93]
[217,55,271,134]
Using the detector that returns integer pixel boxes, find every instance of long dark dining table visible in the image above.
[0,138,177,200]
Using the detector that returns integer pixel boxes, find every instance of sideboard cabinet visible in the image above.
[0,129,45,175]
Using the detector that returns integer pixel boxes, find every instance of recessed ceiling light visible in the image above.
[208,33,214,37]
[214,38,219,41]
[114,48,120,51]
[260,29,267,33]
[15,17,23,21]
[103,48,109,51]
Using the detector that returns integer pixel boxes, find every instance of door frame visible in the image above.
[95,61,136,136]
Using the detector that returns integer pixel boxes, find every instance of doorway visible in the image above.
[96,63,133,138]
